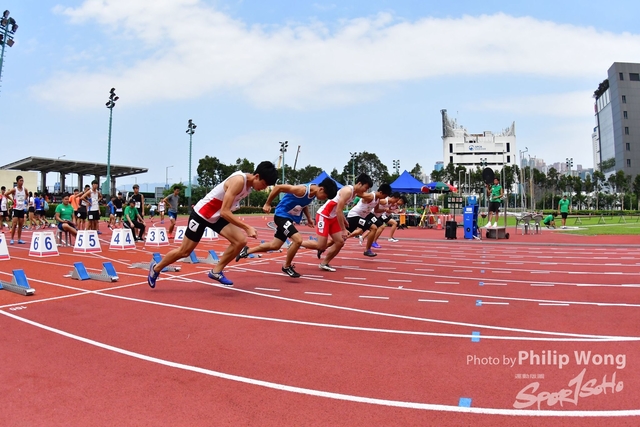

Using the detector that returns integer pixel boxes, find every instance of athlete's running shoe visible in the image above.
[208,270,234,286]
[282,265,301,278]
[147,261,159,288]
[319,264,336,272]
[388,238,399,242]
[358,235,363,246]
[17,240,25,244]
[364,250,377,257]
[371,242,381,249]
[235,245,249,262]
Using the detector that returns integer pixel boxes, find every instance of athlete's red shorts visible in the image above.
[315,213,341,237]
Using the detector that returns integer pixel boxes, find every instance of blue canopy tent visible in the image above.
[390,171,426,193]
[309,171,344,189]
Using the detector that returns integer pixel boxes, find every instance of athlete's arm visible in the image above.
[140,195,145,216]
[221,175,257,238]
[263,184,304,213]
[302,206,314,227]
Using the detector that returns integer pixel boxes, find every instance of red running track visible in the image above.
[1,217,639,426]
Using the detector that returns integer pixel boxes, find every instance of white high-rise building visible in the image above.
[440,109,517,171]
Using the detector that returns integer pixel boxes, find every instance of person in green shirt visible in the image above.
[54,193,78,238]
[542,213,556,229]
[124,198,146,241]
[558,194,571,229]
[486,177,503,227]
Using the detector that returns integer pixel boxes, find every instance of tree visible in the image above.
[330,168,342,183]
[410,163,423,180]
[196,156,234,189]
[341,152,389,185]
[633,174,640,210]
[430,169,445,183]
[296,165,323,184]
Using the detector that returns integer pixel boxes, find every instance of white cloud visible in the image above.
[35,1,640,110]
[469,91,595,118]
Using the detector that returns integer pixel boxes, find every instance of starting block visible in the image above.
[0,269,35,296]
[70,262,119,282]
[0,232,9,260]
[129,252,181,272]
[29,231,59,257]
[180,250,220,264]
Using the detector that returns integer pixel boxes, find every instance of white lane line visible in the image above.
[453,270,473,273]
[531,271,550,274]
[305,275,324,278]
[376,267,396,270]
[255,287,280,292]
[418,299,448,303]
[415,268,434,272]
[435,281,459,285]
[506,262,523,265]
[481,302,509,305]
[492,271,511,274]
[439,261,456,264]
[304,292,332,296]
[359,295,389,300]
[605,263,622,266]
[539,303,570,306]
[540,262,557,265]
[531,284,554,287]
[344,277,367,280]
[482,283,507,286]
[388,279,412,283]
[604,272,624,275]
[622,284,640,287]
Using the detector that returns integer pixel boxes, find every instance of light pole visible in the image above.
[165,165,173,189]
[0,10,18,94]
[480,158,488,207]
[186,119,197,211]
[350,152,358,184]
[104,88,119,196]
[519,147,528,209]
[393,159,400,175]
[279,141,288,184]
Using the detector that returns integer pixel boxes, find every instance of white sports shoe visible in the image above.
[319,264,336,272]
[493,222,498,227]
[358,235,363,246]
[388,238,399,242]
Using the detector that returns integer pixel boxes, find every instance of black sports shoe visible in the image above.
[282,265,301,278]
[235,245,249,262]
[317,249,325,259]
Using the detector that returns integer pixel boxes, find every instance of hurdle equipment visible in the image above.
[180,250,220,264]
[70,262,120,282]
[145,227,170,247]
[74,230,101,253]
[110,228,135,250]
[130,252,181,272]
[29,231,59,257]
[200,227,218,241]
[0,232,9,260]
[0,269,35,296]
[174,226,186,242]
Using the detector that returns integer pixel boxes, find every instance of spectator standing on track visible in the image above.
[113,192,124,227]
[162,186,181,238]
[76,184,90,231]
[158,198,166,224]
[107,196,117,229]
[55,193,78,241]
[124,198,146,241]
[1,186,9,231]
[486,178,503,228]
[5,175,28,244]
[147,161,278,288]
[235,177,338,277]
[300,173,373,272]
[82,180,102,232]
[130,185,145,217]
[558,194,571,229]
[27,191,37,230]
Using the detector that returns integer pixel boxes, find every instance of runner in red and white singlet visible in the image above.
[148,162,278,288]
[302,173,373,272]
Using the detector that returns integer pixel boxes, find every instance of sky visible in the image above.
[1,0,640,191]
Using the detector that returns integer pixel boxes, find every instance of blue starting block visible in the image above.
[0,269,35,296]
[70,262,119,282]
[180,250,220,264]
[131,253,181,272]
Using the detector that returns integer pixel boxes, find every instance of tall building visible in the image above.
[440,109,517,171]
[434,161,444,172]
[593,62,640,177]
